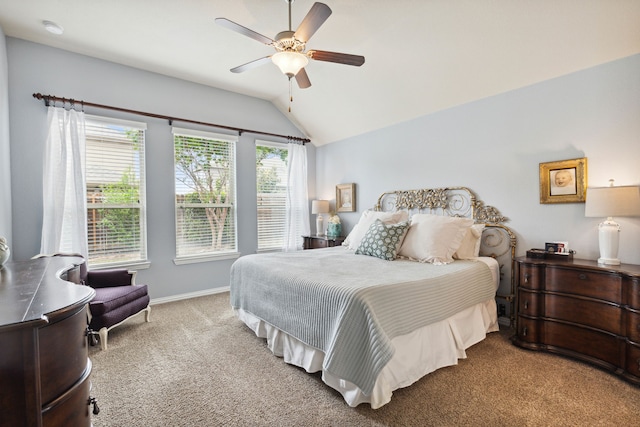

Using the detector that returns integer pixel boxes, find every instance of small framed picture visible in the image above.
[539,158,587,204]
[336,183,356,212]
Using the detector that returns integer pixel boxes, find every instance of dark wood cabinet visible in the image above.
[303,235,345,250]
[513,257,640,385]
[0,256,96,427]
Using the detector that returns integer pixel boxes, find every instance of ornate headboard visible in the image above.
[375,187,517,326]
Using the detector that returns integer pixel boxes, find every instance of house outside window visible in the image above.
[173,128,237,262]
[256,141,289,252]
[85,116,147,267]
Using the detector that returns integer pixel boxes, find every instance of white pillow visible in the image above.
[343,210,409,250]
[453,224,485,259]
[398,214,474,265]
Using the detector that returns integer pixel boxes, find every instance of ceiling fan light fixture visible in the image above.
[271,51,308,77]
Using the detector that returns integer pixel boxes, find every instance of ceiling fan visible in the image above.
[215,1,365,90]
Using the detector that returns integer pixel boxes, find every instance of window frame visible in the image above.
[85,114,149,269]
[172,127,239,264]
[256,140,290,253]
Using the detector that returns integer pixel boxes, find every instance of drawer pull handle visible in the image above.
[88,397,100,415]
[578,273,587,280]
[521,326,527,337]
[524,300,529,310]
[523,273,530,284]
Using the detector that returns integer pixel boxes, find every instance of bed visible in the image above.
[230,187,516,408]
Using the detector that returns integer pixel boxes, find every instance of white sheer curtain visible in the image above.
[283,142,310,251]
[40,106,88,259]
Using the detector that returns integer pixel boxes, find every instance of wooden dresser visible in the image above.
[0,256,96,427]
[512,256,640,385]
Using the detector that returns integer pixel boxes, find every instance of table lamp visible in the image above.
[311,200,330,236]
[585,179,640,265]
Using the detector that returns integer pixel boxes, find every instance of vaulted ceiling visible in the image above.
[1,1,639,146]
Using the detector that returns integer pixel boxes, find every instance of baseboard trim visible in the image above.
[150,286,230,306]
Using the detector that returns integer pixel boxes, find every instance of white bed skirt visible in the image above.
[235,298,499,409]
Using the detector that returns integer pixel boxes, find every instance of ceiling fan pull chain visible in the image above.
[288,77,293,112]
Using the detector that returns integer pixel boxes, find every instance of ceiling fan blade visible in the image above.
[294,2,332,43]
[295,68,312,89]
[215,18,274,45]
[230,56,272,73]
[309,50,365,67]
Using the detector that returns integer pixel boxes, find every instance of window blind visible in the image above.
[256,141,289,251]
[173,128,237,258]
[85,115,147,267]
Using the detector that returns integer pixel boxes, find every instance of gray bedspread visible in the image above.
[229,246,495,395]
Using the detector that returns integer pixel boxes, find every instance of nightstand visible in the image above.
[512,256,640,385]
[303,235,345,250]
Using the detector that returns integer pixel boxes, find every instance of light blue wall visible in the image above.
[0,28,11,250]
[6,37,316,300]
[316,54,640,297]
[6,30,640,301]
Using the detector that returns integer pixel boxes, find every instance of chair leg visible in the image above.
[98,327,108,351]
[87,329,99,347]
[144,305,151,322]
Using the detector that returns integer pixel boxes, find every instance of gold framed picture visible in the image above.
[539,157,587,204]
[336,183,356,212]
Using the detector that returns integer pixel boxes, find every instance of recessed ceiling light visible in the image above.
[42,20,64,35]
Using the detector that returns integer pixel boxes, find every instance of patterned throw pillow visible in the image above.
[355,219,410,261]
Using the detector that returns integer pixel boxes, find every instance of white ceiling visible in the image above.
[1,1,639,146]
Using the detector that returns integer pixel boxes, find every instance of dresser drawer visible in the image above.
[627,310,640,343]
[519,264,544,290]
[546,267,621,303]
[42,365,92,427]
[39,306,90,406]
[518,289,543,317]
[544,294,622,334]
[516,316,541,344]
[314,239,328,248]
[628,278,640,310]
[626,343,640,380]
[545,321,622,367]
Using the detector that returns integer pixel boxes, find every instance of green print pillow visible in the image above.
[355,219,410,261]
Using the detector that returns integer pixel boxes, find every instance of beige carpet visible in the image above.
[89,292,640,426]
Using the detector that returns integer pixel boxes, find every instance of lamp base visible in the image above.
[597,257,621,266]
[316,215,325,237]
[597,217,620,266]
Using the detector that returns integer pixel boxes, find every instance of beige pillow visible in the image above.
[398,214,474,264]
[453,224,485,259]
[343,210,409,249]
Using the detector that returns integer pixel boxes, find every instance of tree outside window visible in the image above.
[174,130,237,257]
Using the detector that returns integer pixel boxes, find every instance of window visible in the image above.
[85,116,147,267]
[173,128,237,260]
[256,141,289,251]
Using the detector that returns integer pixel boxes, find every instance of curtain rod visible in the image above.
[32,93,310,144]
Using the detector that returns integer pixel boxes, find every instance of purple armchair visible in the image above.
[32,253,151,350]
[85,268,151,350]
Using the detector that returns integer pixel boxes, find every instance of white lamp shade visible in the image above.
[311,200,330,214]
[585,186,640,218]
[271,51,309,77]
